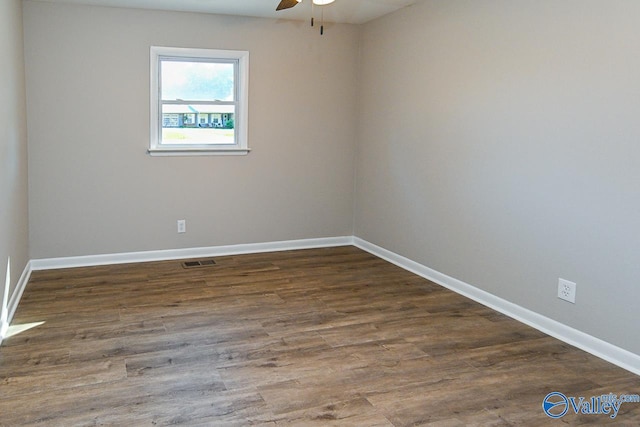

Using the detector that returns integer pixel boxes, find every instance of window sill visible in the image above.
[147,147,251,157]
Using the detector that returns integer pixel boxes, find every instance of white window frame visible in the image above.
[149,46,250,156]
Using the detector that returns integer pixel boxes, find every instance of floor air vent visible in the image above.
[182,259,216,268]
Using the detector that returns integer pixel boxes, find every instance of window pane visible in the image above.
[161,60,235,102]
[161,104,235,145]
[150,46,248,154]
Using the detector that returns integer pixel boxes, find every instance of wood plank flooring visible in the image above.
[1,246,639,426]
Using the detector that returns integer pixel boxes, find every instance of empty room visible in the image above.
[1,0,639,425]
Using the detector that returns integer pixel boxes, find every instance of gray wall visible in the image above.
[24,1,359,258]
[0,1,29,306]
[356,0,640,354]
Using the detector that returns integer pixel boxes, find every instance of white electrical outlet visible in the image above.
[557,278,576,303]
[177,219,186,234]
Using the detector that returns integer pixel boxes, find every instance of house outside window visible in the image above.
[163,114,180,127]
[182,113,196,126]
[149,46,249,156]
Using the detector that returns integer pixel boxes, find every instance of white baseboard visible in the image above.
[8,260,33,324]
[30,236,354,271]
[353,237,640,377]
[9,235,640,377]
[1,236,352,346]
[0,260,33,347]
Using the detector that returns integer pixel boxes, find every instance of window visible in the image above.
[149,46,249,156]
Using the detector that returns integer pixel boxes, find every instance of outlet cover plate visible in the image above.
[558,278,576,304]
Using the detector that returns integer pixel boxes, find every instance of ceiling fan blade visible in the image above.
[276,0,300,11]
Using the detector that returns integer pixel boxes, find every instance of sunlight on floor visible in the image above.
[4,321,46,339]
[2,257,45,341]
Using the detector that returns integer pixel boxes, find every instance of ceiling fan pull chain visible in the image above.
[311,1,314,27]
[320,7,324,35]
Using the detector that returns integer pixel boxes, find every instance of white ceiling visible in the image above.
[33,0,418,24]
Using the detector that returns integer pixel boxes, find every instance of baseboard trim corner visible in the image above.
[353,237,640,377]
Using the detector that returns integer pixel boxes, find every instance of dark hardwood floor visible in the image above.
[1,246,638,426]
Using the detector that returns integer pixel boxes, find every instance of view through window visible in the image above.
[161,59,236,145]
[149,47,249,155]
